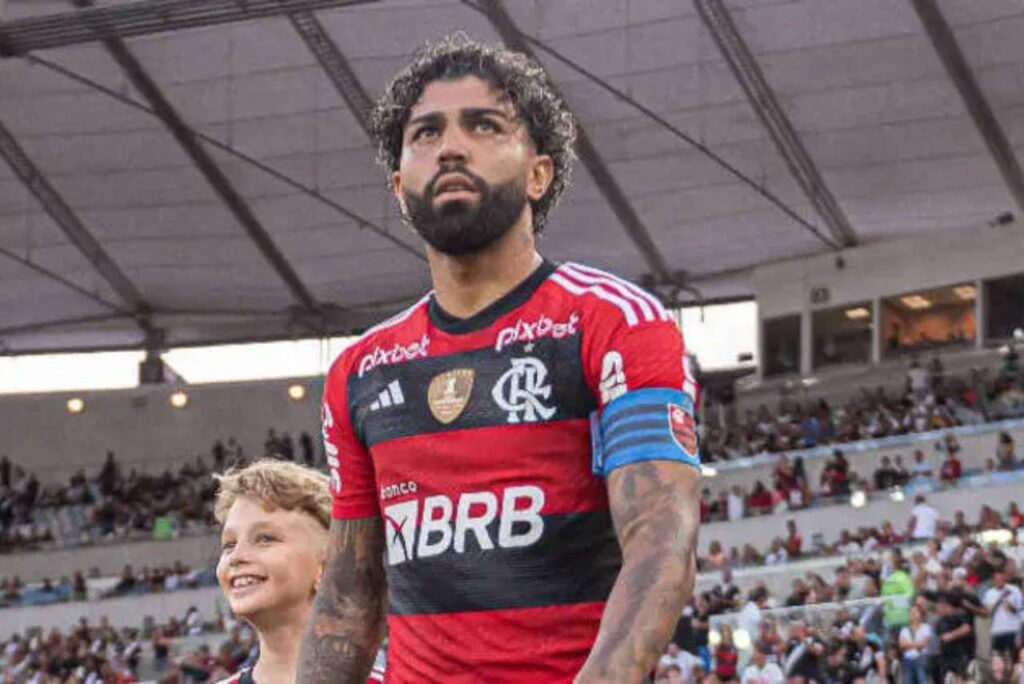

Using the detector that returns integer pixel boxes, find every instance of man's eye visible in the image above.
[220,542,235,553]
[412,126,437,141]
[256,534,277,544]
[474,120,499,133]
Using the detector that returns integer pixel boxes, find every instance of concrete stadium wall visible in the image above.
[754,221,1024,319]
[4,534,220,583]
[2,585,226,634]
[0,377,322,484]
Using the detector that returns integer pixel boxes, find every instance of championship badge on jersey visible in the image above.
[668,403,697,457]
[428,368,475,424]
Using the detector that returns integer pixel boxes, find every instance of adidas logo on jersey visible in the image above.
[370,380,404,411]
[382,485,546,566]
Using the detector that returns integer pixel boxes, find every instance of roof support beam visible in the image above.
[695,0,858,248]
[73,2,321,314]
[909,0,1024,216]
[0,0,380,57]
[0,117,150,316]
[476,0,677,286]
[289,11,373,133]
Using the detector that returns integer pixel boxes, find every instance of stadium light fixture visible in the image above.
[169,390,189,409]
[66,397,85,414]
[288,384,307,401]
[953,285,976,300]
[844,307,871,320]
[733,629,753,651]
[900,295,931,310]
[978,529,1013,545]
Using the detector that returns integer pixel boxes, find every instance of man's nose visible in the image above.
[436,123,470,165]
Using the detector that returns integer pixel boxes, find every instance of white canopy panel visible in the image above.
[0,0,1020,352]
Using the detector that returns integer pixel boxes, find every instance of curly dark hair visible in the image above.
[369,34,577,234]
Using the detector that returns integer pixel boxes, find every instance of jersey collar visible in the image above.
[428,259,557,335]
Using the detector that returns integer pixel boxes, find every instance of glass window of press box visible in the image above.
[813,302,873,369]
[881,283,976,358]
[985,273,1024,344]
[763,314,801,377]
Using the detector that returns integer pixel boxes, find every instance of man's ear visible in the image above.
[392,171,410,221]
[526,154,554,203]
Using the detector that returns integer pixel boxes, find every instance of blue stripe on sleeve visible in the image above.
[591,387,700,477]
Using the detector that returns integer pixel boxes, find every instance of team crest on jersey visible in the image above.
[428,369,475,424]
[668,403,697,456]
[492,357,557,424]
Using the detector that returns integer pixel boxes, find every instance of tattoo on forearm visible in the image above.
[296,516,386,683]
[577,461,700,683]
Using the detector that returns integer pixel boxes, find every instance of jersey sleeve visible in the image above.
[580,291,700,476]
[323,355,379,519]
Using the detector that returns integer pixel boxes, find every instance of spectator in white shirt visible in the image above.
[984,571,1023,658]
[908,495,939,540]
[908,360,929,399]
[898,606,933,684]
[658,643,698,683]
[741,646,784,684]
[910,450,933,481]
[738,587,769,638]
[727,485,746,522]
[836,530,862,556]
[764,538,789,566]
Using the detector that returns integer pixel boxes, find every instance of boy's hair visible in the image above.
[214,460,331,530]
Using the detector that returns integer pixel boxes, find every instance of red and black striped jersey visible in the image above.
[323,260,698,683]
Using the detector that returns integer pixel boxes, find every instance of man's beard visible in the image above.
[401,168,527,256]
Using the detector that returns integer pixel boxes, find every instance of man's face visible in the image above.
[391,75,553,255]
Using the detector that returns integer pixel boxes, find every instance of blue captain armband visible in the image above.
[591,388,701,477]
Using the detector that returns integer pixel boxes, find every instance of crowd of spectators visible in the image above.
[701,356,1024,464]
[700,430,1017,528]
[699,492,1024,574]
[0,428,318,556]
[664,501,1024,683]
[0,611,257,683]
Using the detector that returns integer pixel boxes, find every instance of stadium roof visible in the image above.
[0,0,1021,354]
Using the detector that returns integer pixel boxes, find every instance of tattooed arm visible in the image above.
[296,516,386,683]
[576,461,701,683]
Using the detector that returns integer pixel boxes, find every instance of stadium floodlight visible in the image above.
[900,295,932,310]
[288,384,307,401]
[844,307,871,320]
[953,285,976,301]
[66,397,85,414]
[978,529,1013,546]
[169,390,189,409]
[733,629,752,651]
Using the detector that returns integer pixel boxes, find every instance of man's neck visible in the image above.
[427,216,541,320]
